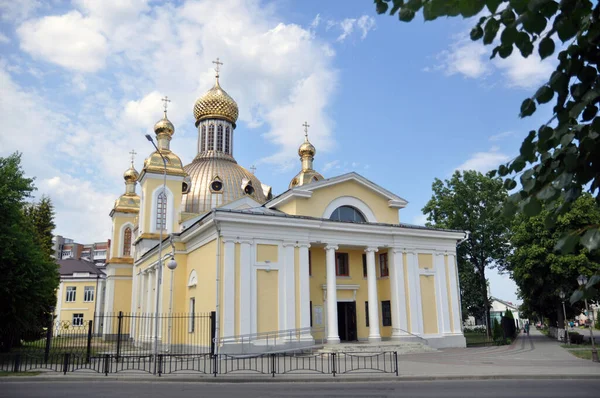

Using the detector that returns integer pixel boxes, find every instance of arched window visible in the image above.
[329,205,366,223]
[224,127,230,154]
[123,227,132,257]
[208,124,215,151]
[217,125,223,152]
[201,125,206,152]
[156,191,167,231]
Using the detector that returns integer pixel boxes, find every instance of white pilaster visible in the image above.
[239,240,252,335]
[406,252,422,335]
[365,247,381,342]
[389,249,408,338]
[130,270,138,315]
[102,266,116,336]
[298,243,312,334]
[447,253,462,333]
[146,270,154,339]
[55,282,63,322]
[435,253,451,334]
[325,244,340,344]
[283,242,296,331]
[222,239,235,337]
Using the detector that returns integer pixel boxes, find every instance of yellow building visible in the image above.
[55,258,105,331]
[102,63,467,350]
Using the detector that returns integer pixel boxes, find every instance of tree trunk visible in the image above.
[479,267,491,338]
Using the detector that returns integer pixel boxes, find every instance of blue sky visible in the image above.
[0,0,556,304]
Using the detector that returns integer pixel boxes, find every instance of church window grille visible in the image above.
[201,126,206,152]
[156,191,167,231]
[123,227,132,257]
[379,253,389,277]
[217,125,223,151]
[224,127,230,154]
[329,206,366,223]
[66,286,76,302]
[208,124,215,150]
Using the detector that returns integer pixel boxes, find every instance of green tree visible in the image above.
[423,170,511,335]
[0,153,59,351]
[507,194,599,325]
[25,196,56,257]
[374,0,600,299]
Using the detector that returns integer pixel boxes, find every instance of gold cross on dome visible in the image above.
[129,149,137,165]
[250,164,256,174]
[212,57,224,78]
[161,96,171,114]
[302,121,310,139]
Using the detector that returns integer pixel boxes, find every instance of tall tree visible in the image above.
[374,0,600,298]
[423,170,511,335]
[25,196,56,257]
[508,193,600,323]
[0,153,59,351]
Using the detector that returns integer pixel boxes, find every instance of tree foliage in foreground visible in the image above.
[423,170,510,333]
[375,0,600,300]
[0,153,59,351]
[508,193,599,323]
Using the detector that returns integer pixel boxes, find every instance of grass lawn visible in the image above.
[464,333,492,346]
[0,371,41,377]
[566,350,595,360]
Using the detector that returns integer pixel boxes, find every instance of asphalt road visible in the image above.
[1,380,599,398]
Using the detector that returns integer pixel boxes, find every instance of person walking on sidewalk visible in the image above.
[524,322,530,336]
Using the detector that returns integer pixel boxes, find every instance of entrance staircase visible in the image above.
[318,339,435,355]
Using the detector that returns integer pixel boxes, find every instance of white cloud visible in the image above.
[435,38,490,79]
[17,11,109,72]
[0,32,9,43]
[310,14,321,29]
[455,147,510,173]
[0,0,42,22]
[412,213,428,226]
[323,159,340,172]
[495,53,555,89]
[356,15,376,39]
[489,131,515,141]
[333,15,376,42]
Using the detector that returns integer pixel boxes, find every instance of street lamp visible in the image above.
[559,290,569,346]
[166,256,177,351]
[577,275,599,362]
[145,133,168,372]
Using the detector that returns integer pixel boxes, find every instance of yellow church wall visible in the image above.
[281,180,399,224]
[445,255,454,332]
[114,267,133,277]
[256,270,278,333]
[418,253,433,269]
[403,253,412,333]
[57,280,98,325]
[139,178,183,234]
[420,275,438,334]
[110,216,136,259]
[112,279,132,314]
[256,244,278,263]
[376,250,392,338]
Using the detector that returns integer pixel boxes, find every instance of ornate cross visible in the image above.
[161,96,171,114]
[129,149,137,165]
[212,57,223,78]
[250,164,256,174]
[302,121,310,139]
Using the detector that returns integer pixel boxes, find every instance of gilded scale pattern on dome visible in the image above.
[143,151,187,177]
[193,79,239,126]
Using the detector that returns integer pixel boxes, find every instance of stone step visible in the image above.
[317,341,435,355]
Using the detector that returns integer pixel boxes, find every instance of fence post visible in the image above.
[210,311,216,356]
[213,354,218,377]
[331,353,336,377]
[394,351,398,376]
[157,354,163,377]
[44,319,53,363]
[86,320,93,363]
[271,353,276,378]
[116,311,123,363]
[104,354,110,376]
[63,353,70,375]
[13,354,21,373]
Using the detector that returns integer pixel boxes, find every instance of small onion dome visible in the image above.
[299,137,316,158]
[123,164,139,183]
[154,113,174,136]
[193,79,239,126]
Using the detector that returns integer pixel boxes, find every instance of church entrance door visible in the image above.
[337,302,357,341]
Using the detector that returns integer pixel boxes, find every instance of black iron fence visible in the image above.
[0,351,399,377]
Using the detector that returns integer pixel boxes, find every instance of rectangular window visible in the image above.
[72,313,84,326]
[362,253,367,277]
[382,300,392,327]
[379,253,389,277]
[189,298,195,333]
[335,253,349,276]
[308,251,312,276]
[310,301,313,327]
[365,301,369,327]
[66,286,76,302]
[83,286,94,302]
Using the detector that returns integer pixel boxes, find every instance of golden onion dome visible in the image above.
[182,157,267,214]
[289,169,323,189]
[193,79,239,126]
[154,112,175,136]
[299,138,316,158]
[123,164,139,183]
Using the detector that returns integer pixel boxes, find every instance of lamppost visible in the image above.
[577,275,599,362]
[145,133,168,372]
[166,255,177,351]
[559,290,569,346]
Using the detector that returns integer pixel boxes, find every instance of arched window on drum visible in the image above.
[329,205,366,223]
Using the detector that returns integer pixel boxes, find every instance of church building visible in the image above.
[102,61,467,350]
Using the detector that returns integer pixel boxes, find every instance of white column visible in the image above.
[239,240,252,335]
[435,253,451,334]
[389,249,408,339]
[130,270,139,315]
[55,282,64,321]
[447,253,462,333]
[222,239,235,337]
[298,243,312,336]
[146,270,154,339]
[325,244,340,344]
[365,247,381,342]
[406,251,422,335]
[283,242,296,332]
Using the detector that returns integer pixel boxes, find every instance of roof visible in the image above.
[491,296,520,310]
[57,258,105,277]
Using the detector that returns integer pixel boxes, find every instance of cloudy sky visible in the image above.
[0,0,556,304]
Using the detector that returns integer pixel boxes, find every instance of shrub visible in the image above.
[492,319,503,342]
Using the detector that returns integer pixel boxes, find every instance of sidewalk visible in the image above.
[2,329,598,382]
